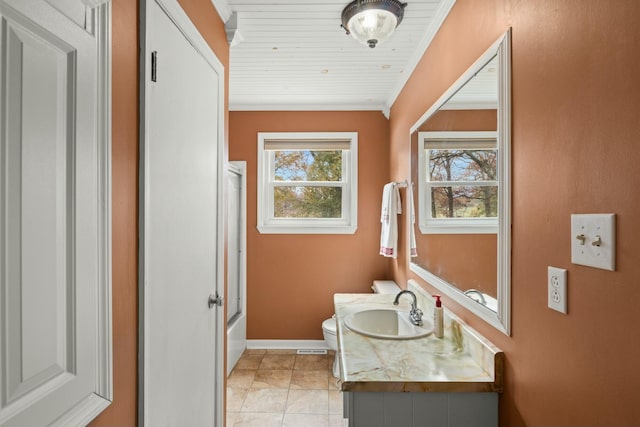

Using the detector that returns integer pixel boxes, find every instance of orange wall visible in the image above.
[414,234,497,296]
[90,1,228,425]
[420,108,497,131]
[391,0,640,425]
[229,111,390,340]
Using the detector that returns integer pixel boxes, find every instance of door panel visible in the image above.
[142,1,221,425]
[4,15,77,401]
[0,0,111,425]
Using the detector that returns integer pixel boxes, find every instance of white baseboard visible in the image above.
[246,339,329,350]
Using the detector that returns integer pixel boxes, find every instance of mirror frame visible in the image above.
[409,29,511,335]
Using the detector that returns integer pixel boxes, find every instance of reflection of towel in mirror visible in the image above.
[407,181,418,258]
[380,183,401,258]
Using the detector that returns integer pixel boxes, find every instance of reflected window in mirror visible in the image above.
[418,131,498,234]
[409,29,511,335]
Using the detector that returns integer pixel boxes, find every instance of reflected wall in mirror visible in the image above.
[409,30,511,334]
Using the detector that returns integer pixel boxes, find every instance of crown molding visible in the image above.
[229,102,390,118]
[209,0,232,23]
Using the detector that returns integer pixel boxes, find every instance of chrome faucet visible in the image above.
[393,290,423,326]
[464,289,487,305]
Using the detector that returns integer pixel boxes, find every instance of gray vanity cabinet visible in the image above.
[344,391,498,427]
[335,293,503,427]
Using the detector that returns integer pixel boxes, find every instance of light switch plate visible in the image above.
[548,266,567,314]
[570,213,615,271]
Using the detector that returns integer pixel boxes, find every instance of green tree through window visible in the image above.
[429,149,497,218]
[273,150,343,218]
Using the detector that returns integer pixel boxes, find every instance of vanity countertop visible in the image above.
[335,293,503,393]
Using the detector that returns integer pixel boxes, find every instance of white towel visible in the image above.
[380,183,401,258]
[408,181,418,258]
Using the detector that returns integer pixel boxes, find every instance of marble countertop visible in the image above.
[335,293,503,393]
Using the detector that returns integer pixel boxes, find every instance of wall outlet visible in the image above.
[548,266,567,314]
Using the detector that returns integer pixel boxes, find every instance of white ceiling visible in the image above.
[211,0,456,115]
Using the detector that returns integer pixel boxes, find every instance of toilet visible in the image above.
[322,317,340,378]
[322,280,401,378]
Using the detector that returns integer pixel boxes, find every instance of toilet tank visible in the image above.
[371,280,400,294]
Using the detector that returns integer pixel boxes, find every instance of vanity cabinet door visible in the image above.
[345,391,498,427]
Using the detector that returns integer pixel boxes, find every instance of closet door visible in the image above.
[140,1,224,425]
[0,0,111,426]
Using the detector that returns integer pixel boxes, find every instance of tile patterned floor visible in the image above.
[227,349,344,427]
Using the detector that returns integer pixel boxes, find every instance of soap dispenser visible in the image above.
[433,295,444,338]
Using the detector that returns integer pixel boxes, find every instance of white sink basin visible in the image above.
[343,309,434,340]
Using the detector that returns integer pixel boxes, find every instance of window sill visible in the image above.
[257,224,357,235]
[419,218,497,234]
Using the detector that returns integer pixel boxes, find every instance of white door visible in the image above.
[226,162,246,375]
[141,1,224,426]
[0,1,111,426]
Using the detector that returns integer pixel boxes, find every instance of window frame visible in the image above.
[257,132,358,234]
[418,131,498,234]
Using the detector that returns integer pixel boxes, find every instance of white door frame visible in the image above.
[138,1,225,426]
[227,161,247,375]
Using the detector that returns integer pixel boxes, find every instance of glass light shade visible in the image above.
[341,0,407,48]
[347,9,398,48]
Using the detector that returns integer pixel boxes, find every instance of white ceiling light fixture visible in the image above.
[341,0,408,48]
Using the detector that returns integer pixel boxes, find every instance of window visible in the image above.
[418,131,498,234]
[257,132,358,234]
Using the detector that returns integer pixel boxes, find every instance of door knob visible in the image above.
[208,293,223,309]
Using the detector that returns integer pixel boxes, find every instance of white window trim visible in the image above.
[257,132,358,234]
[418,130,498,234]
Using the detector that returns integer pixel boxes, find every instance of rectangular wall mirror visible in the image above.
[409,30,511,335]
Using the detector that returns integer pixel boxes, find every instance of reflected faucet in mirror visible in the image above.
[463,289,487,305]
